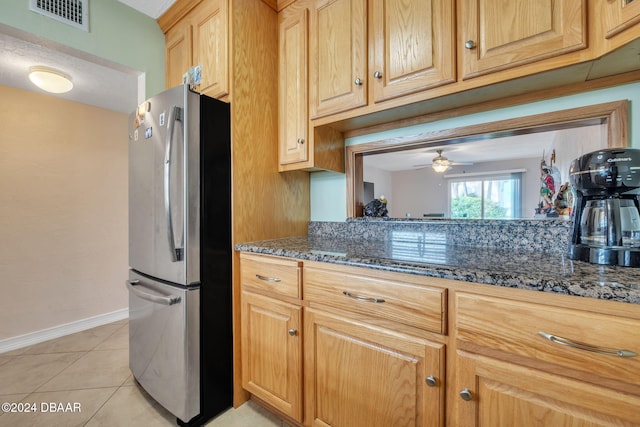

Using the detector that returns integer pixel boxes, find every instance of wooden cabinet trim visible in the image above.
[158,0,204,32]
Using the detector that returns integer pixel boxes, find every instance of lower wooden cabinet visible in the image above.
[241,290,303,422]
[239,253,640,426]
[455,350,640,427]
[452,291,640,427]
[304,307,445,427]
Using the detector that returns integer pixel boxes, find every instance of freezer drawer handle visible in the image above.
[538,331,638,357]
[126,280,181,306]
[164,105,184,263]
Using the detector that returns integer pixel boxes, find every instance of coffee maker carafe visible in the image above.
[569,148,640,266]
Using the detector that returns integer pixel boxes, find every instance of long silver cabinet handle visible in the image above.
[126,280,181,306]
[343,291,385,303]
[538,331,638,357]
[255,274,281,283]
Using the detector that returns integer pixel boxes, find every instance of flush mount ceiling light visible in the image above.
[432,150,452,173]
[28,66,74,93]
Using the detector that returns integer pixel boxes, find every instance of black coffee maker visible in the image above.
[569,148,640,266]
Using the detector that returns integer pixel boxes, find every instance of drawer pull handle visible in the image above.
[342,291,385,303]
[538,332,638,357]
[256,274,281,283]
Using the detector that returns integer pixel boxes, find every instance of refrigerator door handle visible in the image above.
[126,280,182,306]
[164,105,184,262]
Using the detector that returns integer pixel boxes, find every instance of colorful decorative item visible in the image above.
[536,149,562,217]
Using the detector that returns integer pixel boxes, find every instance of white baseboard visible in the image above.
[0,308,129,354]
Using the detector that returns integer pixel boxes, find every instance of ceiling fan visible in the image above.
[413,149,473,173]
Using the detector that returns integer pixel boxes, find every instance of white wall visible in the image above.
[0,85,128,341]
[391,168,447,218]
[550,123,607,185]
[363,165,393,213]
[388,158,541,218]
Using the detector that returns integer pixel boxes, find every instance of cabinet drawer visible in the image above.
[456,293,640,386]
[240,253,301,299]
[304,265,446,334]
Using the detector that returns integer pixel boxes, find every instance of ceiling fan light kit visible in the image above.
[432,150,452,173]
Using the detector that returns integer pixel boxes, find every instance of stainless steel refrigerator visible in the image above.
[126,84,232,426]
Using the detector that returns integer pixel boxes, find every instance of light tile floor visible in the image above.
[0,321,287,427]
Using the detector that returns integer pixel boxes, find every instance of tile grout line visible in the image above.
[32,350,91,394]
[81,384,121,426]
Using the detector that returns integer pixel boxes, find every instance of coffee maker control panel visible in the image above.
[570,148,640,194]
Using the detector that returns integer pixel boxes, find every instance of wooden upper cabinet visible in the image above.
[309,0,454,119]
[165,19,192,89]
[309,0,367,119]
[603,0,640,39]
[191,0,228,98]
[370,0,455,103]
[279,2,309,166]
[162,0,229,99]
[460,0,587,80]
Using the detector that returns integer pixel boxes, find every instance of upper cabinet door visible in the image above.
[603,0,640,39]
[370,0,455,103]
[310,0,367,119]
[279,3,309,166]
[460,0,587,80]
[191,0,229,99]
[165,21,192,89]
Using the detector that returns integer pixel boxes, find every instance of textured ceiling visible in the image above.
[0,25,139,113]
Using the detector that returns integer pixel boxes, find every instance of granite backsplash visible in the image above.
[308,218,573,255]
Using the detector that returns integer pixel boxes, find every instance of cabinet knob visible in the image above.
[459,388,473,401]
[288,328,298,336]
[464,40,476,49]
[425,376,438,387]
[354,77,364,86]
[373,71,382,79]
[297,138,305,145]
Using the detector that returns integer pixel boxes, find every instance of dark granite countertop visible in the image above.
[235,235,640,305]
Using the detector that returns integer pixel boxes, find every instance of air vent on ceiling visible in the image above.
[29,0,89,32]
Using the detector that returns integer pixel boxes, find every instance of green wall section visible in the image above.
[0,0,165,97]
[311,82,640,222]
